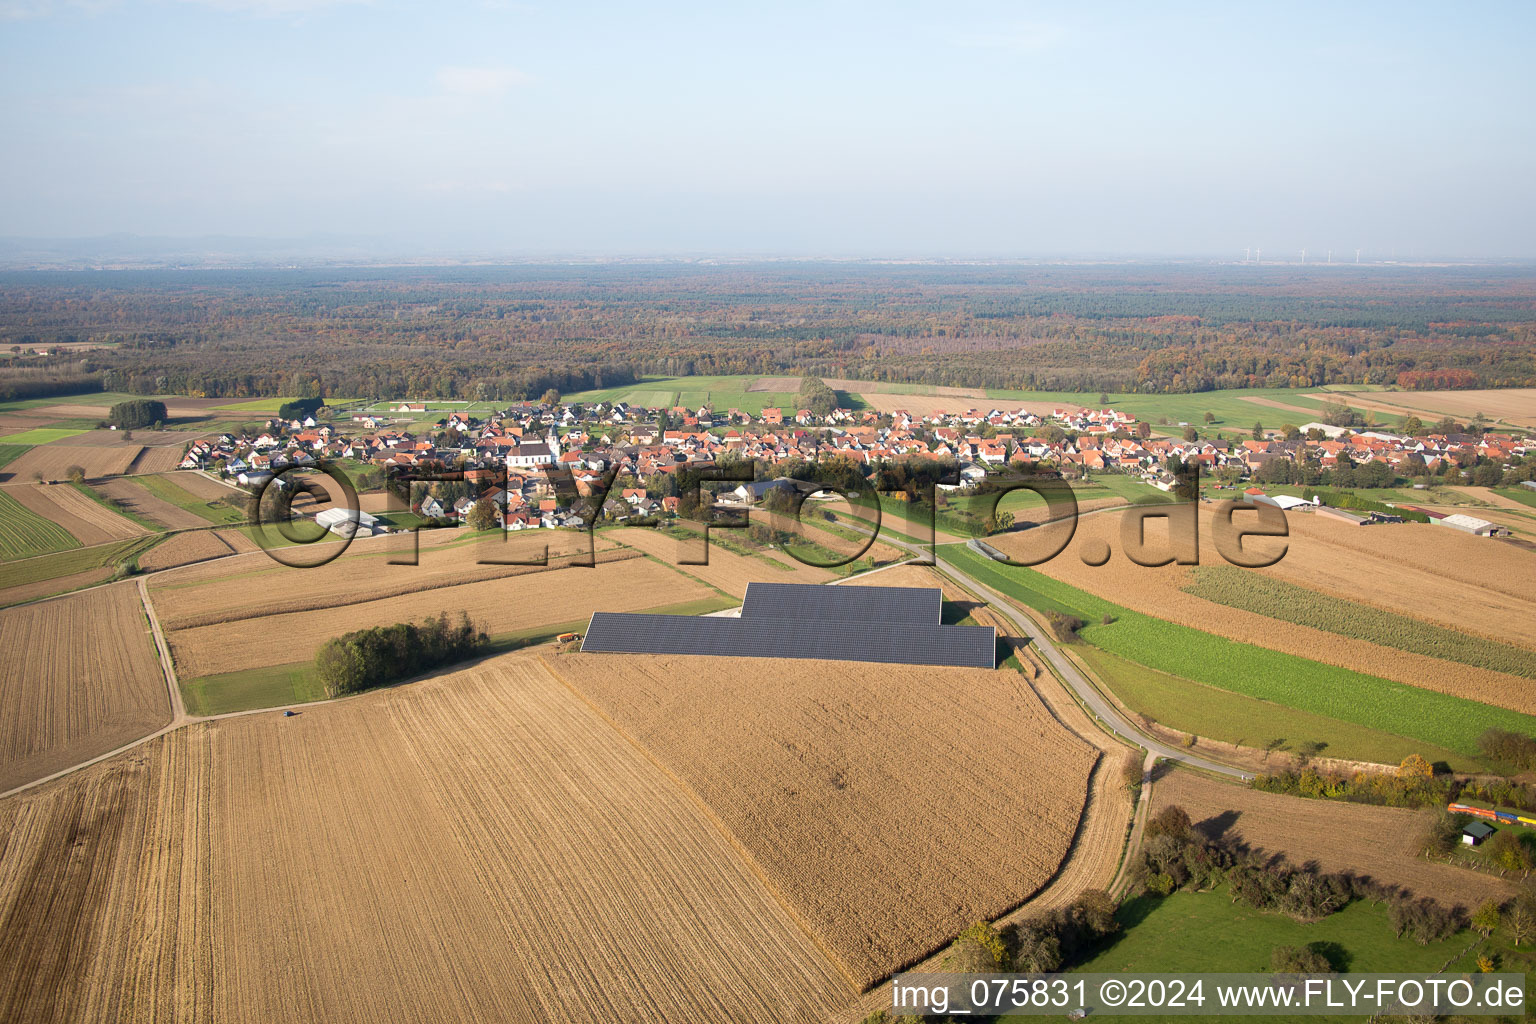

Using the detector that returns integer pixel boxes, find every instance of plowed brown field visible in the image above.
[137,531,235,572]
[166,554,711,678]
[0,583,170,792]
[162,471,242,501]
[990,504,1536,713]
[3,445,140,482]
[1311,387,1536,429]
[1151,768,1514,909]
[0,656,855,1023]
[92,477,208,530]
[124,447,185,475]
[150,531,630,629]
[607,525,833,596]
[5,483,148,546]
[547,651,1096,987]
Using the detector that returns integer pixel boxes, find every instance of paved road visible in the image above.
[836,518,1251,780]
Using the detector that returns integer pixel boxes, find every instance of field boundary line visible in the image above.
[535,651,864,995]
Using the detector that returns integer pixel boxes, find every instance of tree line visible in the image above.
[314,612,488,698]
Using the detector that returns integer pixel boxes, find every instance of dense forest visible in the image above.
[1,263,1533,400]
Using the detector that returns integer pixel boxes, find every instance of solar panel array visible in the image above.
[739,581,940,624]
[580,583,995,669]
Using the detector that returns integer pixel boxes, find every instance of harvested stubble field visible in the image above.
[607,525,832,596]
[0,582,170,793]
[1151,768,1514,909]
[150,530,629,629]
[166,553,710,678]
[0,655,854,1024]
[136,530,236,572]
[1311,387,1536,429]
[92,476,209,530]
[6,482,148,546]
[548,651,1097,987]
[990,504,1536,714]
[2,444,141,481]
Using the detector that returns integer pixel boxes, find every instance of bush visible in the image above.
[108,399,167,430]
[1388,897,1463,945]
[1271,944,1334,974]
[1045,611,1085,642]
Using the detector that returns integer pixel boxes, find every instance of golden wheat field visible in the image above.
[990,504,1536,713]
[0,655,855,1024]
[5,482,148,546]
[136,531,236,573]
[150,530,629,629]
[548,651,1096,987]
[1151,768,1513,908]
[165,554,712,678]
[0,583,170,793]
[91,477,209,530]
[606,525,833,596]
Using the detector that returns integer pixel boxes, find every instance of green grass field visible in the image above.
[0,486,82,561]
[180,662,326,716]
[939,542,1536,756]
[0,390,140,414]
[1496,487,1536,509]
[1076,646,1475,770]
[210,396,356,413]
[136,474,247,525]
[1,426,90,445]
[1075,889,1477,1024]
[0,536,160,605]
[0,444,28,470]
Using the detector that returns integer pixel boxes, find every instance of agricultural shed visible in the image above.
[1437,513,1497,536]
[1463,821,1495,846]
[582,582,994,668]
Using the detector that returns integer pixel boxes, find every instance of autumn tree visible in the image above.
[466,496,499,532]
[1471,898,1503,937]
[1203,411,1215,424]
[1252,421,1265,440]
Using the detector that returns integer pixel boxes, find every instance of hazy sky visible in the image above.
[2,0,1533,257]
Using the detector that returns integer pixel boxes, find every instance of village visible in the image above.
[173,394,1536,539]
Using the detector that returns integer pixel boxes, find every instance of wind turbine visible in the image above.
[1300,249,1307,265]
[1355,249,1361,264]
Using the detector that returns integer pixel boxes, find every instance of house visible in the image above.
[506,430,559,468]
[1462,821,1496,846]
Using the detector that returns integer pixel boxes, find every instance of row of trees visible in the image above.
[314,612,488,698]
[1139,805,1464,944]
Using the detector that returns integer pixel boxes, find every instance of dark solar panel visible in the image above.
[580,611,995,669]
[739,582,940,624]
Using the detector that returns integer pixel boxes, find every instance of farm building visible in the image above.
[1522,480,1536,492]
[1245,490,1317,511]
[1462,821,1495,846]
[581,582,996,668]
[1436,513,1498,536]
[315,507,381,537]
